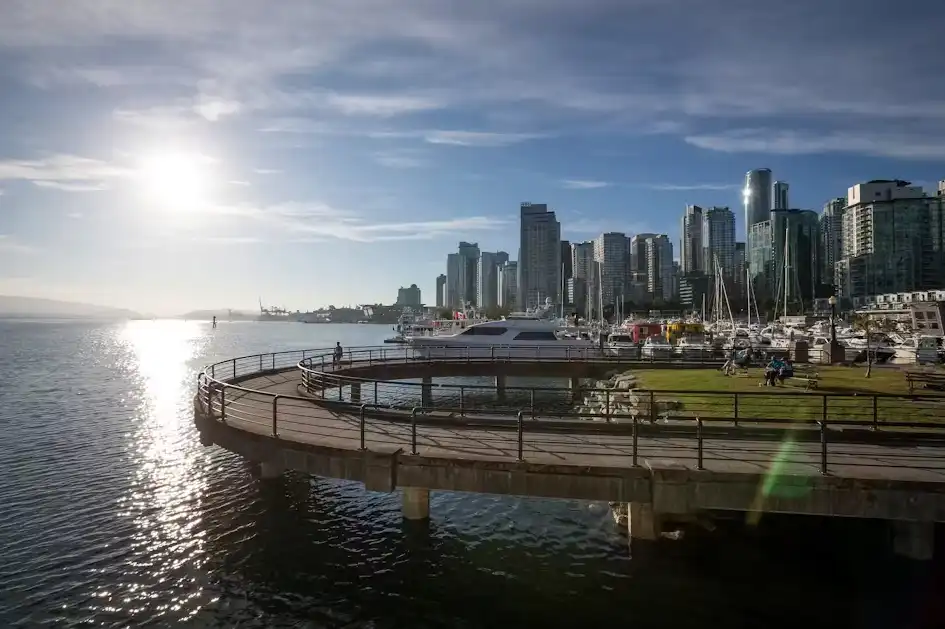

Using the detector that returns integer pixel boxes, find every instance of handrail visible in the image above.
[195,346,945,476]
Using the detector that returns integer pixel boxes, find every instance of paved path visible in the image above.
[211,373,945,485]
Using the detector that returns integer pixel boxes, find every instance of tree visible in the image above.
[852,313,895,378]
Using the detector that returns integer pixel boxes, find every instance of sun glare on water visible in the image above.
[136,152,215,211]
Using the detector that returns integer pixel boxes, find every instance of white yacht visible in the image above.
[641,335,673,359]
[605,331,640,358]
[675,334,714,359]
[407,318,595,359]
[892,336,940,364]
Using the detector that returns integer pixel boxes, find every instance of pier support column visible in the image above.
[402,487,430,520]
[350,382,361,404]
[259,461,284,480]
[495,375,507,403]
[892,521,934,561]
[628,502,661,541]
[421,376,433,408]
[570,377,582,402]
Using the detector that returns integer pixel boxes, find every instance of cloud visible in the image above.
[197,236,264,245]
[0,235,36,254]
[209,200,508,242]
[253,168,282,175]
[561,179,609,190]
[423,130,545,147]
[685,130,945,160]
[229,180,252,186]
[66,212,83,219]
[372,150,426,169]
[0,154,129,190]
[642,183,740,191]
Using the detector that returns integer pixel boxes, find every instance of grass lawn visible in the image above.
[630,366,945,425]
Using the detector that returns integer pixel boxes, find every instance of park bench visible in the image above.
[905,370,945,393]
[791,366,820,390]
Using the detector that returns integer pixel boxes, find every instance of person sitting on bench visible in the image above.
[764,357,786,386]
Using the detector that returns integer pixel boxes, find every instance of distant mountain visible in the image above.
[178,309,255,320]
[0,295,142,319]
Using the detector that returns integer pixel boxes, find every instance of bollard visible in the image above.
[272,396,279,436]
[696,416,704,470]
[517,411,524,461]
[360,404,367,450]
[411,407,420,455]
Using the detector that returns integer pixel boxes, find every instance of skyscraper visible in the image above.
[702,206,737,277]
[477,250,509,310]
[773,181,790,211]
[630,233,656,275]
[744,168,773,228]
[457,241,480,306]
[645,235,674,302]
[770,209,821,309]
[571,241,595,315]
[445,253,461,308]
[497,261,518,310]
[435,274,446,308]
[594,232,628,307]
[560,240,573,282]
[680,205,703,274]
[819,197,845,293]
[517,203,562,309]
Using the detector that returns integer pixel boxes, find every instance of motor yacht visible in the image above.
[407,318,596,359]
[675,334,714,360]
[640,335,673,360]
[605,331,640,358]
[892,336,940,365]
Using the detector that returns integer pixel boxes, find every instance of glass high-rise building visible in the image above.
[744,169,773,228]
[517,203,562,310]
[679,205,703,274]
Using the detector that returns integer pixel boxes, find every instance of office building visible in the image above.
[435,274,446,308]
[679,205,703,274]
[773,181,790,210]
[570,241,595,315]
[702,206,736,277]
[836,180,945,298]
[733,242,747,308]
[561,240,573,282]
[594,232,628,307]
[630,233,656,275]
[457,241,480,306]
[744,168,773,228]
[770,209,820,309]
[819,197,845,293]
[477,250,509,310]
[645,235,674,301]
[497,261,518,310]
[396,284,422,307]
[446,253,461,308]
[748,220,774,299]
[517,203,562,309]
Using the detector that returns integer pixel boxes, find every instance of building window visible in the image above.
[460,327,507,336]
[512,331,558,341]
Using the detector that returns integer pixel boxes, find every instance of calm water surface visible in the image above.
[0,319,941,628]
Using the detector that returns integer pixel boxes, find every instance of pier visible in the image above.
[194,346,945,560]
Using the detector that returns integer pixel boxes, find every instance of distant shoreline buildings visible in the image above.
[425,175,945,318]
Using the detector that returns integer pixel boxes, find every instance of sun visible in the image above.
[136,152,214,211]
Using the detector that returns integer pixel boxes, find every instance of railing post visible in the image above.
[272,396,279,437]
[517,411,524,461]
[819,420,828,475]
[272,354,276,370]
[220,386,226,423]
[368,350,373,365]
[605,389,611,423]
[632,415,639,467]
[491,346,494,361]
[411,407,419,455]
[259,354,263,371]
[822,395,828,423]
[872,396,878,430]
[649,390,656,423]
[360,404,367,450]
[232,358,237,380]
[530,389,535,419]
[211,364,215,379]
[733,393,739,427]
[338,377,343,401]
[374,381,379,405]
[696,416,704,470]
[460,387,465,417]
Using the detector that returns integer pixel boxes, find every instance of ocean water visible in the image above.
[0,319,941,628]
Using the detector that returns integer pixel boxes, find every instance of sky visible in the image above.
[0,0,944,316]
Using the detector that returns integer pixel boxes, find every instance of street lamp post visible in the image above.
[828,295,840,364]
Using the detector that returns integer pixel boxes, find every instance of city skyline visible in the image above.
[0,0,944,314]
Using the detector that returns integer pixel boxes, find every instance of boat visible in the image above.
[605,331,640,358]
[406,318,595,359]
[675,334,714,360]
[892,336,940,365]
[640,335,673,360]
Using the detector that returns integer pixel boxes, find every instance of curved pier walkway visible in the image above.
[195,348,945,559]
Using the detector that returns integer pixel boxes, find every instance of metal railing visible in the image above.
[195,347,945,477]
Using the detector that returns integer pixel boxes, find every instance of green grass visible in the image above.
[628,366,945,426]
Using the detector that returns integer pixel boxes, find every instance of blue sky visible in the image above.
[0,0,943,315]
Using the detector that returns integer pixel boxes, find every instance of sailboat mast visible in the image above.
[783,223,790,318]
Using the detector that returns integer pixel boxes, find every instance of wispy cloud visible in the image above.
[253,168,282,175]
[685,130,945,160]
[0,235,36,254]
[372,150,426,169]
[229,180,252,186]
[561,179,609,190]
[641,183,740,191]
[0,154,129,190]
[197,236,264,245]
[423,130,545,147]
